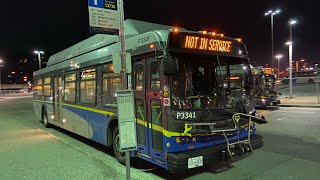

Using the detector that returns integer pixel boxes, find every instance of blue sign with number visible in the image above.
[88,0,118,10]
[88,0,119,35]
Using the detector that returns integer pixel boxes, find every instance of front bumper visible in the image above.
[256,98,280,107]
[167,134,264,172]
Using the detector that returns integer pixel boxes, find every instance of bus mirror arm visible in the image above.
[251,115,268,124]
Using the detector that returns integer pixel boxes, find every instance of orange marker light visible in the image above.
[202,31,207,34]
[220,34,224,37]
[150,44,155,49]
[109,65,114,71]
[237,38,242,42]
[211,32,216,36]
[173,27,179,32]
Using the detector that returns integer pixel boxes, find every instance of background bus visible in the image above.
[33,19,266,171]
[251,66,280,108]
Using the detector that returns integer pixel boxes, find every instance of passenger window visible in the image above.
[151,99,162,152]
[80,68,96,104]
[34,78,43,99]
[150,62,160,91]
[135,64,144,91]
[64,73,76,103]
[102,65,121,107]
[136,98,146,146]
[43,77,51,97]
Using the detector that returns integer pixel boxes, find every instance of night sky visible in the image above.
[0,0,319,82]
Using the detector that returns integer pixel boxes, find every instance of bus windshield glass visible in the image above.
[170,54,252,110]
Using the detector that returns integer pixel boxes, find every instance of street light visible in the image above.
[275,54,283,78]
[286,41,293,98]
[265,9,281,69]
[289,19,297,44]
[0,59,3,95]
[34,50,44,70]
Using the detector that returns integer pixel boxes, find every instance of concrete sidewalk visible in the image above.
[279,96,320,108]
[0,93,33,100]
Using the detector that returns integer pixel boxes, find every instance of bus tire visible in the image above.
[112,126,126,165]
[42,107,51,128]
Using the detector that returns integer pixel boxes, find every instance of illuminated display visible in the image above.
[168,32,246,56]
[228,76,240,80]
[184,35,232,52]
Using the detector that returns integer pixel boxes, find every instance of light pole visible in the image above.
[289,19,297,42]
[265,9,281,69]
[286,41,293,98]
[0,59,3,95]
[34,50,44,70]
[275,55,283,78]
[287,19,297,98]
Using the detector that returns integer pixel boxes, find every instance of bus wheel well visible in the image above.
[107,119,118,147]
[41,106,46,121]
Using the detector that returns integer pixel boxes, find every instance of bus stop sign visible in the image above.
[116,90,137,152]
[88,0,119,34]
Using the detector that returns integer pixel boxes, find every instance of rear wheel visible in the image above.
[42,108,51,128]
[113,126,126,164]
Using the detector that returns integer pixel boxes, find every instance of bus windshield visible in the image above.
[170,54,252,110]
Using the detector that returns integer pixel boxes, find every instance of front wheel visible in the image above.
[112,126,126,164]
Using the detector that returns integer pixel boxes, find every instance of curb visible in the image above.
[278,104,320,108]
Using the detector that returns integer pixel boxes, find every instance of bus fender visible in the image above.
[106,117,118,147]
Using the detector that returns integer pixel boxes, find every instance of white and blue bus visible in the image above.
[33,19,266,171]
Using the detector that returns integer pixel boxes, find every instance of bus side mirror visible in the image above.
[162,56,179,76]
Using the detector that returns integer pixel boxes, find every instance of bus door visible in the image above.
[53,75,63,124]
[134,57,164,161]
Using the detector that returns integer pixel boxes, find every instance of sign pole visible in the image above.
[88,1,136,179]
[118,0,130,180]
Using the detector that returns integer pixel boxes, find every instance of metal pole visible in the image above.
[0,67,2,96]
[277,57,280,79]
[316,81,320,104]
[271,14,274,69]
[119,0,127,90]
[290,24,293,42]
[289,44,293,98]
[38,53,42,70]
[118,0,130,179]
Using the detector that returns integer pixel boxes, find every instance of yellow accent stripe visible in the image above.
[33,100,114,116]
[33,100,212,138]
[135,118,147,127]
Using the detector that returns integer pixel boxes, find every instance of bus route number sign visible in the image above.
[116,90,137,152]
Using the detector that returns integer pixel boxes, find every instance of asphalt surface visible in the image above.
[1,97,320,179]
[277,83,319,97]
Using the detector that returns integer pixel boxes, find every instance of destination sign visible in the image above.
[184,35,232,52]
[168,32,246,56]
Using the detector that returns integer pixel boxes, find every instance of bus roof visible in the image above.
[46,19,177,67]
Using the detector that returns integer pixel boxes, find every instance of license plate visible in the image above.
[188,156,203,169]
[270,102,273,106]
